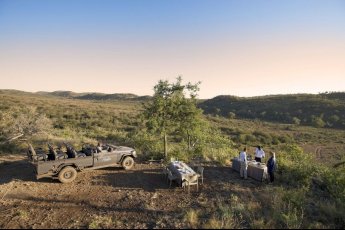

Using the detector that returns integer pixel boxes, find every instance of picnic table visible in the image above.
[168,161,197,186]
[231,158,268,182]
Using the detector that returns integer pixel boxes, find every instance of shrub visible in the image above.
[322,167,345,202]
[277,145,317,188]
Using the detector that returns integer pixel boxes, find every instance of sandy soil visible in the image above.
[0,154,268,229]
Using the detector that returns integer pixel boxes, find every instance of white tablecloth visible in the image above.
[232,158,268,181]
[168,161,197,186]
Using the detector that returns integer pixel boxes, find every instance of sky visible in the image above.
[0,0,344,99]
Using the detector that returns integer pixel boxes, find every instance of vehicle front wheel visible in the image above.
[58,166,77,183]
[122,156,135,170]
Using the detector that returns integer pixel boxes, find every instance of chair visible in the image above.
[185,174,199,193]
[196,166,204,184]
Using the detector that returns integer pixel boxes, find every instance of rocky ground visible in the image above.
[0,154,269,229]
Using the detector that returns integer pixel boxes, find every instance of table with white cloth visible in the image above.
[232,158,268,182]
[168,161,198,186]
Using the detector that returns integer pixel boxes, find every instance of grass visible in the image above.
[88,215,113,229]
[184,209,199,229]
[16,210,29,220]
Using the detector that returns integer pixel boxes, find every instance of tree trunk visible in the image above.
[164,133,168,159]
[1,133,24,144]
[188,134,191,151]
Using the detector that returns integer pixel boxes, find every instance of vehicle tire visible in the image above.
[58,166,77,183]
[122,156,135,170]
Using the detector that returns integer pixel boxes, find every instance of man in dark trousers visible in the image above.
[267,151,277,183]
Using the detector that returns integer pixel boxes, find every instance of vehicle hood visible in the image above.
[114,146,135,152]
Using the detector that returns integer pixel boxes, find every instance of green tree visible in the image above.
[228,112,236,119]
[328,115,340,127]
[142,77,202,158]
[292,117,301,125]
[311,115,326,128]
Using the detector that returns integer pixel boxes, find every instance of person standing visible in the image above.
[267,151,277,183]
[239,147,248,179]
[254,146,265,162]
[96,142,102,153]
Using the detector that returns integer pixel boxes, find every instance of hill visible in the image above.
[198,93,345,129]
[36,90,151,101]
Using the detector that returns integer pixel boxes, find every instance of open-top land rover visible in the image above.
[27,143,137,183]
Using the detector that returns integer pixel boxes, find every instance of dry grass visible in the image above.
[88,215,113,229]
[184,209,199,229]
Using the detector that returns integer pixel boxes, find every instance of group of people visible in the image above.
[238,145,277,183]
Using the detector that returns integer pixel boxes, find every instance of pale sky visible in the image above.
[0,0,344,99]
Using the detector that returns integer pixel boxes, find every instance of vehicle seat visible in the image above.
[81,145,95,156]
[48,144,67,160]
[71,148,86,158]
[27,144,47,161]
[66,145,75,158]
[66,144,87,158]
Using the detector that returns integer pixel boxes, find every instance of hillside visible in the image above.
[35,90,151,101]
[199,93,345,129]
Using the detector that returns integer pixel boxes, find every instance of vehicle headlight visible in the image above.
[131,150,137,157]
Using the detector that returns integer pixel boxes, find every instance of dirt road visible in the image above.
[0,155,268,229]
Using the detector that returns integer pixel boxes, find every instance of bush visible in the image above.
[322,167,345,202]
[277,145,317,188]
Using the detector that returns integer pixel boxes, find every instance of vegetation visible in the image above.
[133,78,236,161]
[181,145,345,229]
[0,106,52,143]
[0,89,140,152]
[0,87,345,228]
[139,77,202,158]
[199,92,345,129]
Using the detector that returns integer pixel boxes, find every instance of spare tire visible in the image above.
[58,166,77,183]
[122,156,135,170]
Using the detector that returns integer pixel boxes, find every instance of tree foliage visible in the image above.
[141,77,202,157]
[139,77,234,160]
[0,106,52,142]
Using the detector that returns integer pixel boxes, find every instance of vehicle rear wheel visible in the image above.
[122,156,134,170]
[58,166,77,183]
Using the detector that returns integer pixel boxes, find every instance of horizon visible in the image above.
[1,0,345,98]
[1,88,344,100]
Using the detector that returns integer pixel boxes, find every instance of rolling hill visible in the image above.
[35,90,151,101]
[198,93,345,129]
[2,89,345,129]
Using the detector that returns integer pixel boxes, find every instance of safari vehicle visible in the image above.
[27,143,137,183]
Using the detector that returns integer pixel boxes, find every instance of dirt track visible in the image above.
[0,155,269,229]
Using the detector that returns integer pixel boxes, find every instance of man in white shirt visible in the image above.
[255,146,265,162]
[239,147,248,179]
[96,142,102,153]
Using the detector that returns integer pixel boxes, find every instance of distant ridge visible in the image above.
[1,89,344,128]
[198,92,345,129]
[35,90,151,101]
